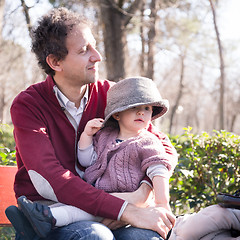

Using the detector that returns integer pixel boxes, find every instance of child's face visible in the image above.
[113,105,153,134]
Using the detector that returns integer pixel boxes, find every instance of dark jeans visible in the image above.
[16,221,164,240]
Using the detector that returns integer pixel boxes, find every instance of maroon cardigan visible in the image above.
[10,75,178,220]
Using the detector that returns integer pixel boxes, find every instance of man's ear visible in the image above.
[46,54,62,72]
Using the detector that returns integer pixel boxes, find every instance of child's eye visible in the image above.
[145,106,151,111]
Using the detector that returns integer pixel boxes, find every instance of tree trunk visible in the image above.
[0,85,4,123]
[146,0,156,80]
[139,0,146,76]
[99,1,126,81]
[230,114,236,132]
[0,0,4,42]
[209,0,225,130]
[20,0,32,35]
[169,55,185,134]
[0,0,5,122]
[99,0,143,82]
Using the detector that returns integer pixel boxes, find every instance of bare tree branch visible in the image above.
[209,0,225,130]
[20,0,32,35]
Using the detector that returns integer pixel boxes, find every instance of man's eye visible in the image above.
[79,46,87,54]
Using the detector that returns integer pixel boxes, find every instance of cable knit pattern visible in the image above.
[84,127,177,192]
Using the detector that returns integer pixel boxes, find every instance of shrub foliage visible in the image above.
[0,124,240,237]
[170,127,240,214]
[0,124,16,166]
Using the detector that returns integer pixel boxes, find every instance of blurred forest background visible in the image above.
[0,0,240,135]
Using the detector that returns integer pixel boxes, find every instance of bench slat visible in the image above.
[0,165,17,226]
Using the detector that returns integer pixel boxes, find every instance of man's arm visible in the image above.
[104,183,175,239]
[11,95,125,221]
[103,183,175,239]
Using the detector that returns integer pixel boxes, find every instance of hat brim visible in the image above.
[103,100,169,126]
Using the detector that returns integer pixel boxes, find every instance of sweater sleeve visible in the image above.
[147,164,170,180]
[77,144,97,168]
[141,125,178,185]
[10,81,125,221]
[147,123,178,163]
[139,134,174,172]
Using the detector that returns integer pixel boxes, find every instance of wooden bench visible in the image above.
[0,165,17,226]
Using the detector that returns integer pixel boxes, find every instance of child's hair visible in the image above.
[104,77,169,127]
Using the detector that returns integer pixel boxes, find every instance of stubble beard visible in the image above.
[88,66,99,84]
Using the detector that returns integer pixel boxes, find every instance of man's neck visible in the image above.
[53,78,87,108]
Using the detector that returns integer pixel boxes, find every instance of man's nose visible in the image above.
[90,47,102,62]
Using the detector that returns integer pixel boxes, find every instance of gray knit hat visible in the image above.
[104,77,169,126]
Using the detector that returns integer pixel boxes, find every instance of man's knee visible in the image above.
[88,222,115,240]
[49,221,114,240]
[113,226,163,240]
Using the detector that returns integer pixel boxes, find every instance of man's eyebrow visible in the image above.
[77,40,96,51]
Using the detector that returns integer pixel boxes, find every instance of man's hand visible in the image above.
[105,183,175,238]
[121,204,176,239]
[101,218,127,230]
[101,183,153,230]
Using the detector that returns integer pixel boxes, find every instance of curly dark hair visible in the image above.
[31,7,90,76]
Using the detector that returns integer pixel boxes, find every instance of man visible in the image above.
[7,7,177,240]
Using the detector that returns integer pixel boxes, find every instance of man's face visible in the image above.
[59,25,102,87]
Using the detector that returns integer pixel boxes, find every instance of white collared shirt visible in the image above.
[55,86,89,126]
[54,84,128,221]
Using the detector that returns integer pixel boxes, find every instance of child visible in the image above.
[78,76,176,210]
[13,77,177,238]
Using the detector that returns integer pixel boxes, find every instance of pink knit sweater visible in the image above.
[84,127,177,192]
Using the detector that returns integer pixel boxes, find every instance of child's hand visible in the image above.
[84,118,104,136]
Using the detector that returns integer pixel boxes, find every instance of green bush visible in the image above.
[0,227,15,240]
[0,124,16,166]
[169,127,240,215]
[1,124,240,236]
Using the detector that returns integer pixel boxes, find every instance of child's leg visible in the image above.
[50,203,102,227]
[169,204,240,240]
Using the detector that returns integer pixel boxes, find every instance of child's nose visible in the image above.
[137,109,144,115]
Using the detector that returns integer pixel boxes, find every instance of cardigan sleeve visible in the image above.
[141,123,178,185]
[77,144,98,167]
[139,134,176,172]
[147,123,178,164]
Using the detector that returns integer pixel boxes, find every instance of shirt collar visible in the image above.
[54,85,89,110]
